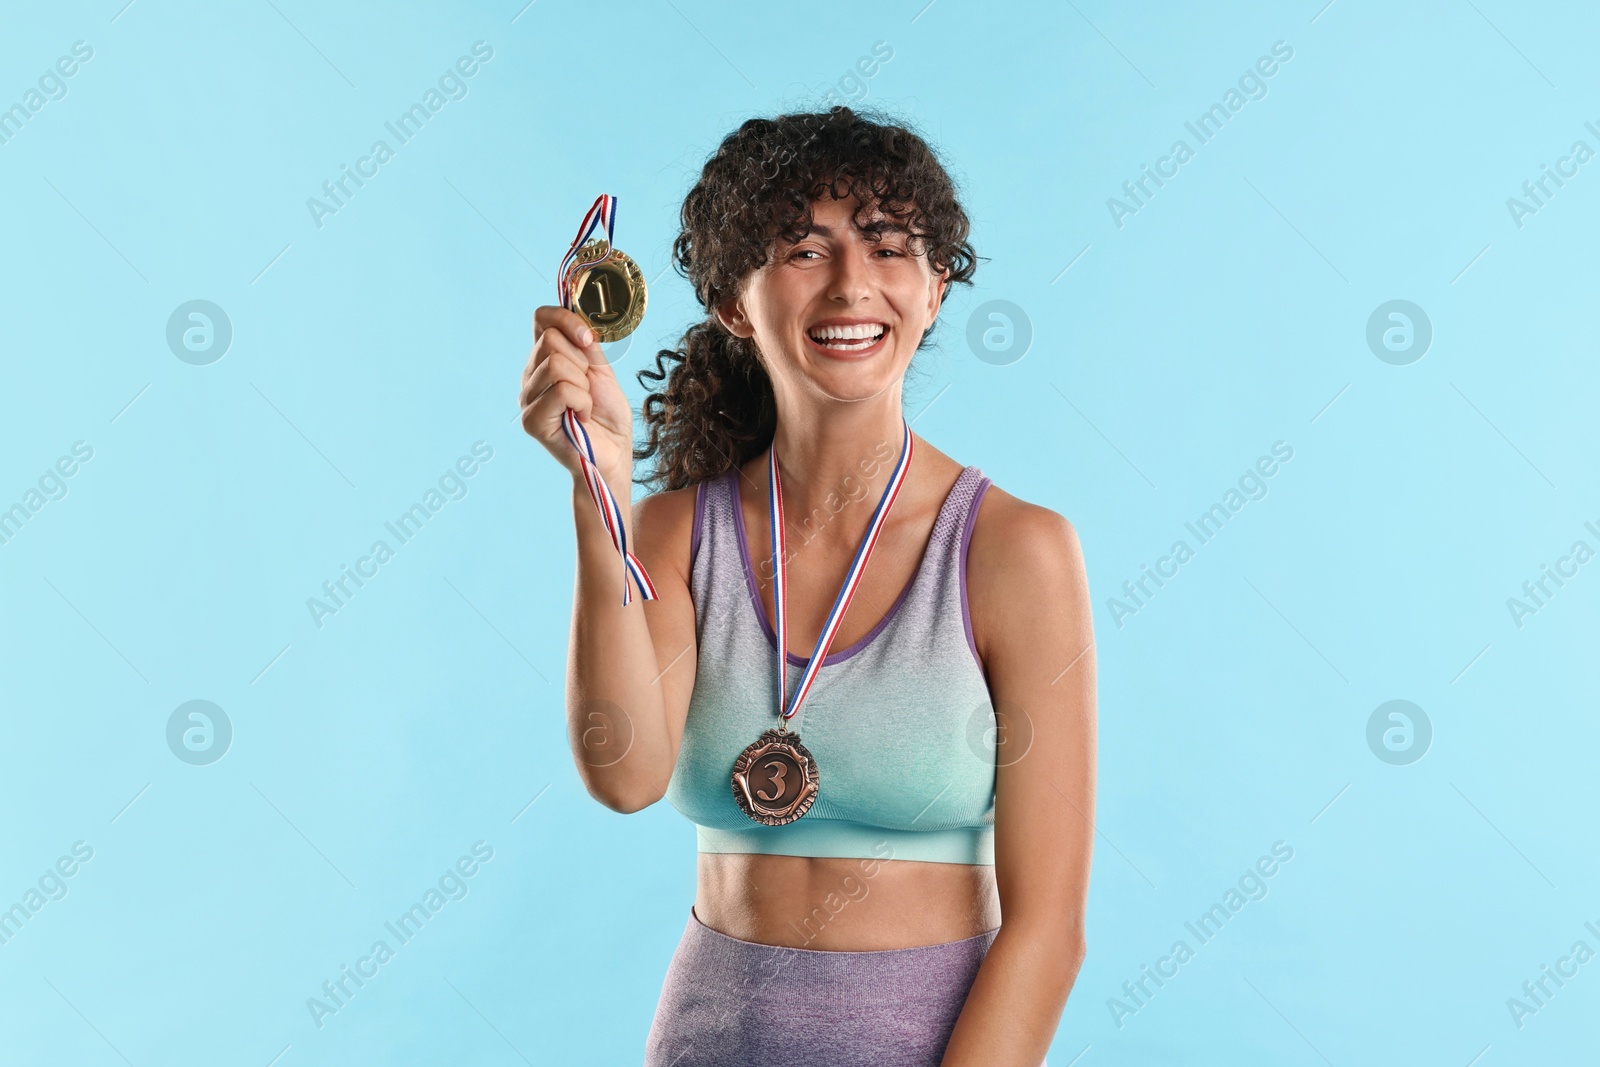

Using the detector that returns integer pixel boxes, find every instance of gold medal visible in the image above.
[564,238,646,343]
[731,727,819,825]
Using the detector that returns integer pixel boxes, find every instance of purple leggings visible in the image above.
[644,905,1047,1066]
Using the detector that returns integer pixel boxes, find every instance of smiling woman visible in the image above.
[519,105,1094,1067]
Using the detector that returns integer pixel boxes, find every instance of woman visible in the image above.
[520,107,1095,1067]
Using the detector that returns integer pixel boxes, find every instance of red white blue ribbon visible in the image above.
[769,417,913,724]
[557,194,655,606]
[561,408,657,605]
[558,193,617,308]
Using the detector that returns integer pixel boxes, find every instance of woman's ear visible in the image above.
[928,270,948,322]
[714,297,755,339]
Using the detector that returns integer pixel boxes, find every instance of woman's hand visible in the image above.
[519,306,635,488]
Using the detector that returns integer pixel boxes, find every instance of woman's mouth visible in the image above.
[806,321,888,357]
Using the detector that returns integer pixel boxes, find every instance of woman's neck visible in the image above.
[763,398,909,519]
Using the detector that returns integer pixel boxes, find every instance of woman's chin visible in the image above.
[803,361,906,403]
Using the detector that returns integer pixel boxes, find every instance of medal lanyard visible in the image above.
[557,193,657,606]
[769,417,913,727]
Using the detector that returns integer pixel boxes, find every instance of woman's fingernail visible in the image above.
[579,328,594,346]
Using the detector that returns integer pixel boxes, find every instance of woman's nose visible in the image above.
[826,249,872,303]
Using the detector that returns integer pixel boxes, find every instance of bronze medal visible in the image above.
[731,727,819,826]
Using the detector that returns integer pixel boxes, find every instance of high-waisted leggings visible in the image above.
[644,905,1048,1067]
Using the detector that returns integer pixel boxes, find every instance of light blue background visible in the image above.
[2,1,1596,1064]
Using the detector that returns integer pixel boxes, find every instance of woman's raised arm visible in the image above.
[520,305,699,812]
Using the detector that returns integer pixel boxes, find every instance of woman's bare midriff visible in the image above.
[695,852,1001,951]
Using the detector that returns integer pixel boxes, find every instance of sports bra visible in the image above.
[663,462,999,865]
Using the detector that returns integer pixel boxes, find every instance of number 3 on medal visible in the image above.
[756,758,786,801]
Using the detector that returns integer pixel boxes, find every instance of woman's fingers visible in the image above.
[523,378,590,431]
[520,359,594,458]
[520,303,631,483]
[521,343,587,410]
[533,304,598,353]
[527,305,615,399]
[524,318,591,401]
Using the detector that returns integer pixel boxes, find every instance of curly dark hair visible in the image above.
[633,105,978,493]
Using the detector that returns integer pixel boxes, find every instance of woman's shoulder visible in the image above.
[967,477,1079,557]
[962,475,1090,675]
[964,477,1086,611]
[632,479,705,587]
[914,439,1076,554]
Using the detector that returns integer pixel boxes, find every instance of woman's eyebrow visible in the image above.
[805,221,909,237]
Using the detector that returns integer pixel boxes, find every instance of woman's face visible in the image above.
[716,194,947,404]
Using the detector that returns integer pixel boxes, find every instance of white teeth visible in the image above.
[808,323,886,344]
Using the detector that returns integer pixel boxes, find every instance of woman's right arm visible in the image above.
[520,306,698,813]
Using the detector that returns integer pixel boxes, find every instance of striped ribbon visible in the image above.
[561,408,657,605]
[557,194,656,606]
[558,193,617,307]
[769,417,913,724]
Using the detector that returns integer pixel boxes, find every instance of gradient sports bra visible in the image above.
[664,463,999,865]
